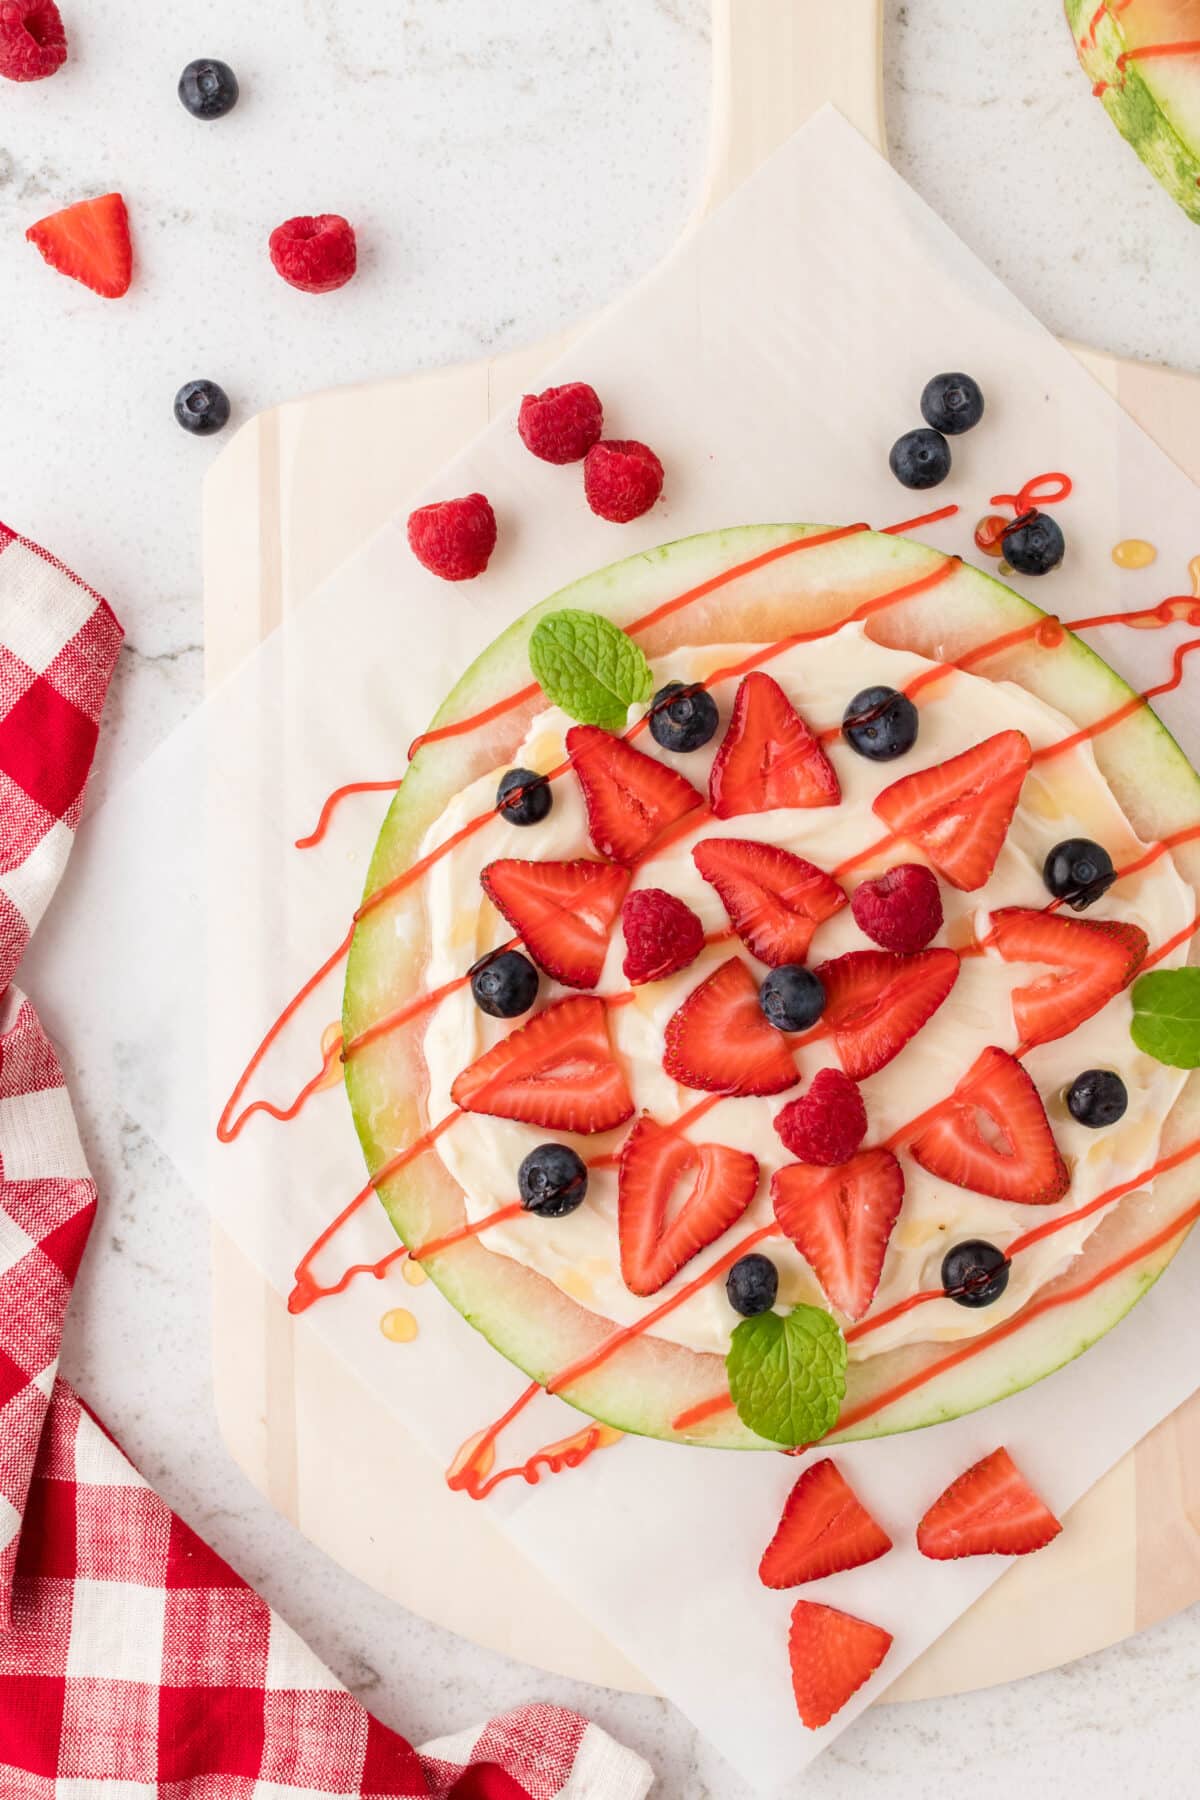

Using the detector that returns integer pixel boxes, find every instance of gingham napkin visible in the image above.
[0,522,654,1800]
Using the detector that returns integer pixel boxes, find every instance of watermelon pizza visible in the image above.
[342,521,1200,1452]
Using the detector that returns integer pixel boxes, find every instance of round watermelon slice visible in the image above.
[1067,0,1200,223]
[343,524,1200,1449]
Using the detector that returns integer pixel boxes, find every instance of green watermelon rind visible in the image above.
[343,523,1200,1449]
[1066,0,1200,224]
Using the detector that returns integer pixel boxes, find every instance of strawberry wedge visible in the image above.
[26,193,133,298]
[771,1149,905,1320]
[709,672,840,818]
[662,956,799,1096]
[815,947,959,1079]
[788,1600,893,1730]
[917,1446,1062,1560]
[908,1045,1069,1205]
[567,725,703,865]
[760,1458,893,1589]
[481,858,630,989]
[692,837,846,966]
[873,730,1031,890]
[618,1113,759,1295]
[452,996,633,1132]
[987,907,1148,1046]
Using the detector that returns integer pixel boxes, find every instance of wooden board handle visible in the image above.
[705,0,886,205]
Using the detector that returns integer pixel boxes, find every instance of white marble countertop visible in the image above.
[3,2,1200,1794]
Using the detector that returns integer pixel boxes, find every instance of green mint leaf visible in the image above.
[726,1305,847,1447]
[1131,968,1200,1068]
[528,609,654,732]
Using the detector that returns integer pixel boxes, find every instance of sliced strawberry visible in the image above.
[760,1459,893,1589]
[908,1045,1069,1204]
[709,672,840,819]
[815,948,959,1080]
[988,907,1148,1046]
[451,996,633,1133]
[618,1113,759,1296]
[788,1600,893,1730]
[26,193,133,298]
[567,725,702,865]
[771,1149,904,1321]
[692,837,846,966]
[663,956,799,1097]
[872,729,1032,890]
[480,858,630,989]
[917,1447,1062,1561]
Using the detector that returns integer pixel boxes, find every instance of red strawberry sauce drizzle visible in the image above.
[1082,4,1200,98]
[446,1379,623,1500]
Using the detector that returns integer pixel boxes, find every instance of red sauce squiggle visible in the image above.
[217,924,356,1145]
[287,1108,461,1312]
[446,1379,622,1499]
[296,779,407,851]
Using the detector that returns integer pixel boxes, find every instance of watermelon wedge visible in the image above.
[344,523,1200,1450]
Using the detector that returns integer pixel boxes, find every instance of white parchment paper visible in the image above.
[26,113,1200,1791]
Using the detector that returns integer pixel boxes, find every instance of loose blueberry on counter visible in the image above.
[1043,837,1116,910]
[496,766,553,826]
[941,1239,1010,1308]
[759,965,826,1032]
[920,372,985,436]
[518,1143,588,1217]
[178,58,240,119]
[1067,1069,1128,1129]
[1002,510,1065,577]
[174,379,231,436]
[469,949,539,1019]
[841,685,919,761]
[648,681,719,753]
[726,1253,779,1317]
[889,427,951,490]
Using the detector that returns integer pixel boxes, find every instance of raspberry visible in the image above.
[851,863,943,954]
[518,382,603,464]
[584,439,664,523]
[269,214,357,293]
[774,1069,867,1166]
[0,0,67,81]
[621,888,704,985]
[407,493,497,582]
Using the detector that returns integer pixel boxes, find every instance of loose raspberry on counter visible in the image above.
[407,493,497,582]
[269,214,357,293]
[0,0,67,82]
[584,438,664,523]
[621,888,704,985]
[518,382,603,464]
[774,1069,867,1166]
[850,863,943,954]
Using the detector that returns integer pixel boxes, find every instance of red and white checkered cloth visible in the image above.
[0,524,654,1799]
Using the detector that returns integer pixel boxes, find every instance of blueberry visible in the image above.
[1043,838,1116,910]
[1002,510,1065,577]
[496,767,553,826]
[841,685,919,761]
[470,949,539,1019]
[517,1143,588,1217]
[178,58,240,120]
[920,372,985,436]
[174,379,231,436]
[648,681,719,753]
[759,965,825,1032]
[726,1253,779,1317]
[941,1239,1010,1309]
[1067,1069,1128,1129]
[889,427,951,490]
